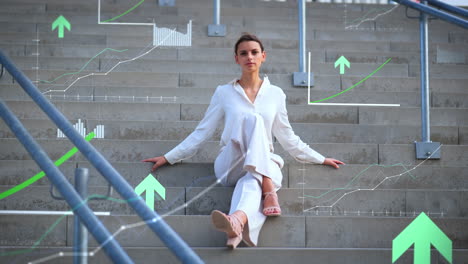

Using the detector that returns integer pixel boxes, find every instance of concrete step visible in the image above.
[379,144,468,167]
[1,183,466,217]
[0,185,185,215]
[0,118,462,145]
[3,100,468,126]
[0,215,466,249]
[4,38,459,58]
[0,17,460,47]
[18,70,180,88]
[0,2,410,20]
[23,44,432,66]
[408,64,468,79]
[3,100,361,124]
[179,73,468,92]
[5,42,461,69]
[7,56,411,77]
[1,246,467,264]
[341,76,468,93]
[4,86,468,109]
[0,160,217,188]
[1,160,467,190]
[0,138,380,164]
[1,137,467,166]
[461,127,468,144]
[358,106,468,126]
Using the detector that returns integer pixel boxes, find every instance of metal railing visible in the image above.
[391,0,467,159]
[0,50,204,264]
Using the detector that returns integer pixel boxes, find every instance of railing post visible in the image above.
[293,0,312,87]
[74,168,89,264]
[415,0,441,159]
[208,0,226,36]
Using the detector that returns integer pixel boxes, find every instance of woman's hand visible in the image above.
[142,156,168,171]
[322,158,345,169]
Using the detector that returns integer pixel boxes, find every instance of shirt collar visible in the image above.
[231,76,270,103]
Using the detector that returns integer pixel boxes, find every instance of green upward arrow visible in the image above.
[334,55,350,75]
[52,15,71,38]
[392,212,452,264]
[134,174,166,211]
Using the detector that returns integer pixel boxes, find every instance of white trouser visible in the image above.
[214,113,284,246]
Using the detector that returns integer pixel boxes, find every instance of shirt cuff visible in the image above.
[164,149,179,165]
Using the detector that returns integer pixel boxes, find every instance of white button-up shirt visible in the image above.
[165,76,326,165]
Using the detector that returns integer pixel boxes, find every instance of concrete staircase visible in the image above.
[0,0,467,263]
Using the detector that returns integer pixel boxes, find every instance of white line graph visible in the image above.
[98,0,192,47]
[27,151,249,264]
[301,145,443,213]
[344,4,400,30]
[41,31,175,95]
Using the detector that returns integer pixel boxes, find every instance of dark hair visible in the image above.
[234,33,265,55]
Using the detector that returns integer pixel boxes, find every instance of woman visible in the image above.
[143,33,344,249]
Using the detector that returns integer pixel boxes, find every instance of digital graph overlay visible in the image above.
[98,0,192,47]
[344,4,401,31]
[299,145,444,215]
[8,151,249,264]
[37,48,129,85]
[307,55,399,107]
[39,0,191,95]
[41,30,176,95]
[0,132,96,201]
[57,119,104,139]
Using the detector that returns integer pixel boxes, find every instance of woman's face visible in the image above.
[235,41,266,73]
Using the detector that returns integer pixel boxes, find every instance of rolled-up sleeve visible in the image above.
[164,86,224,164]
[272,92,325,164]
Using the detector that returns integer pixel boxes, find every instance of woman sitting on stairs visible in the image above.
[143,33,344,249]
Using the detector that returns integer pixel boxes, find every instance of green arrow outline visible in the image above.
[0,132,96,200]
[392,212,452,264]
[52,15,71,38]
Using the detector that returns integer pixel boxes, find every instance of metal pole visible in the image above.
[420,0,430,143]
[299,0,306,73]
[74,168,89,264]
[413,0,440,160]
[0,50,203,264]
[214,0,220,25]
[208,0,226,36]
[293,0,311,86]
[0,100,134,264]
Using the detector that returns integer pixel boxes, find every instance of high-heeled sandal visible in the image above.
[211,210,244,249]
[262,191,282,216]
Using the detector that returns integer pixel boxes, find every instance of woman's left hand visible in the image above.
[322,158,345,169]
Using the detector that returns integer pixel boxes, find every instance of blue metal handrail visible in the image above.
[391,0,466,159]
[392,0,468,29]
[0,50,204,264]
[0,100,133,264]
[427,0,468,18]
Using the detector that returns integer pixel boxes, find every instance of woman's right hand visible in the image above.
[142,156,168,171]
